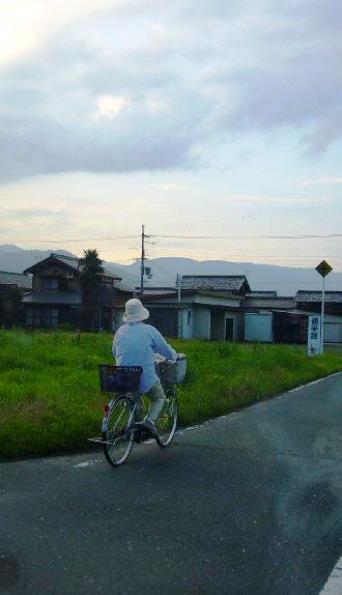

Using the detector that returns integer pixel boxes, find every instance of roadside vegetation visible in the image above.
[1,330,341,459]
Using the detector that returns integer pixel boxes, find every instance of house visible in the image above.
[242,291,342,344]
[141,289,245,340]
[22,253,123,330]
[135,276,252,340]
[180,275,251,295]
[0,271,32,328]
[296,291,342,343]
[296,291,342,315]
[0,270,32,290]
[242,293,304,343]
[120,280,342,344]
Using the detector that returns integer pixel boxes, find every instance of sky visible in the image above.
[0,0,341,271]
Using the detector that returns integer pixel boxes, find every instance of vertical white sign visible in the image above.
[308,315,321,357]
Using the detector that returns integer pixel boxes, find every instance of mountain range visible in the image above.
[0,244,341,296]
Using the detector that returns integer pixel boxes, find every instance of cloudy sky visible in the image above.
[1,0,341,271]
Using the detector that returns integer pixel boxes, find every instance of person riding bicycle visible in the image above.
[112,298,177,436]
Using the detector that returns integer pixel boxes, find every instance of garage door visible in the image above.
[324,323,341,343]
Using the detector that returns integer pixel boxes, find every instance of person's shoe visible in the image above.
[131,421,144,431]
[144,418,158,436]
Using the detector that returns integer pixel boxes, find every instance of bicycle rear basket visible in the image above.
[99,365,142,393]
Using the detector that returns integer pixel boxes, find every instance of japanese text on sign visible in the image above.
[308,315,321,356]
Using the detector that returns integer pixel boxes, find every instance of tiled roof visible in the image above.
[22,292,81,305]
[142,288,177,296]
[0,271,32,289]
[114,280,135,292]
[24,253,121,280]
[243,296,296,309]
[50,254,79,271]
[296,291,342,303]
[181,275,250,292]
[246,291,277,297]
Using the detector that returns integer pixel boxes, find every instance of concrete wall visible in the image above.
[245,312,273,342]
[324,315,342,343]
[182,308,194,339]
[194,308,211,339]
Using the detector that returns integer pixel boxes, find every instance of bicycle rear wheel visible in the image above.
[103,397,135,466]
[155,386,178,448]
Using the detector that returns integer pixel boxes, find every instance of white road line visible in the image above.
[73,458,103,468]
[319,557,342,595]
[287,372,340,394]
[178,373,342,436]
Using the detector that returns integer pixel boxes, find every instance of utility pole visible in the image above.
[140,224,152,298]
[176,273,182,339]
[140,224,145,298]
[176,273,182,304]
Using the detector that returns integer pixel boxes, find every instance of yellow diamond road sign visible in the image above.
[315,260,333,277]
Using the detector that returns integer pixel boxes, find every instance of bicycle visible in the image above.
[89,356,186,467]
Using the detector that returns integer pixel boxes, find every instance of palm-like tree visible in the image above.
[79,249,104,331]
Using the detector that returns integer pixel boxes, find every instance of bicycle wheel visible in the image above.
[103,397,135,466]
[155,386,178,448]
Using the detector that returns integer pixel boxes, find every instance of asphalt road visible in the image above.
[1,372,342,595]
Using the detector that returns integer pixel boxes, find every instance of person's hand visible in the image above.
[154,353,166,363]
[177,353,186,359]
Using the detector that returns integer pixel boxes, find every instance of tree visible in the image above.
[0,286,23,328]
[79,249,104,331]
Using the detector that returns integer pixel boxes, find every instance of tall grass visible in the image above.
[0,330,341,459]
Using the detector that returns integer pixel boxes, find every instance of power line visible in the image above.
[149,251,342,263]
[7,232,342,244]
[150,250,342,259]
[6,235,137,243]
[154,233,342,240]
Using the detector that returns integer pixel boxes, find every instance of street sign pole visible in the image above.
[315,260,333,355]
[321,274,325,354]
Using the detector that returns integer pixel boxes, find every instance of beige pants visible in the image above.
[145,380,166,422]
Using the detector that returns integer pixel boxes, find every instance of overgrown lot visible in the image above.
[1,330,341,459]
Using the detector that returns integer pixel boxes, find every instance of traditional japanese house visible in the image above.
[22,253,122,330]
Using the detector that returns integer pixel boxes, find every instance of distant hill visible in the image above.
[115,257,342,296]
[0,246,138,290]
[0,247,74,276]
[0,245,341,296]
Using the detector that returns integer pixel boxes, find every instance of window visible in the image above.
[26,307,58,328]
[187,310,192,326]
[41,278,59,291]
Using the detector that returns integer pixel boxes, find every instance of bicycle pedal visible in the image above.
[135,428,150,443]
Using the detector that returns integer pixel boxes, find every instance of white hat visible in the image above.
[123,298,149,322]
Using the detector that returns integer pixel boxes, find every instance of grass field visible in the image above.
[1,330,342,459]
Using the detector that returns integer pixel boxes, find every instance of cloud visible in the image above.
[152,183,186,191]
[228,193,331,205]
[0,0,119,68]
[1,0,342,182]
[300,177,342,187]
[94,95,131,119]
[0,111,194,182]
[2,208,66,220]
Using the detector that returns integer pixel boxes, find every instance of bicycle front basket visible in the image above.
[99,365,142,393]
[156,356,187,384]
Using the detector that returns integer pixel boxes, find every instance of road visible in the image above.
[1,372,342,595]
